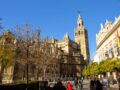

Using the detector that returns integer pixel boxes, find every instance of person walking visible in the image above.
[102,76,109,90]
[96,79,103,90]
[90,78,96,90]
[118,74,120,90]
[77,79,83,90]
[74,78,78,89]
[67,82,73,90]
[53,80,66,90]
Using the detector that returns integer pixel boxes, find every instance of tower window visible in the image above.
[107,27,108,30]
[75,33,77,36]
[79,24,81,27]
[79,31,80,35]
[81,31,83,34]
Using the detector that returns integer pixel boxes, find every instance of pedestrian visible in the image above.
[67,82,73,90]
[74,78,78,88]
[102,76,108,90]
[77,79,83,90]
[90,78,96,90]
[96,79,103,90]
[53,80,66,90]
[118,74,120,90]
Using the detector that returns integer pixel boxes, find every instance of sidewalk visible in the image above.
[82,79,90,84]
[109,83,119,90]
[82,79,119,90]
[82,80,90,90]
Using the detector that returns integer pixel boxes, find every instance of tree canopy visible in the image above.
[82,58,120,77]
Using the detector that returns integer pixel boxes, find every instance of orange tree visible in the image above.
[82,62,99,77]
[90,62,99,75]
[82,58,120,77]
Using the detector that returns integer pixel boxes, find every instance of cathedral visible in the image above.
[0,14,90,83]
[49,13,90,78]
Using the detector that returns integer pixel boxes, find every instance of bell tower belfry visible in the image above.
[77,14,83,28]
[74,13,90,64]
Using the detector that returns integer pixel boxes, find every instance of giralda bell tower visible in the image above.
[74,13,90,64]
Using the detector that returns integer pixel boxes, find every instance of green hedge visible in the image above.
[0,81,50,90]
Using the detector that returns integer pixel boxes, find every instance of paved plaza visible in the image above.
[82,80,119,90]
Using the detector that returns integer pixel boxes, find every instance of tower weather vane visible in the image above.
[77,11,81,18]
[78,11,80,14]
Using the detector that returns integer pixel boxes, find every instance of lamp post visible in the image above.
[26,44,29,86]
[26,38,33,90]
[26,39,33,90]
[25,28,31,90]
[59,54,64,78]
[57,55,60,79]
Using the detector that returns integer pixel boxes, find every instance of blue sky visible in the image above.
[0,0,120,59]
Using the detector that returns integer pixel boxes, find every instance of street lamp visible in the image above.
[26,39,33,90]
[26,44,29,86]
[24,29,31,90]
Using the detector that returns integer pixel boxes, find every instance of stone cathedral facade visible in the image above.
[49,14,90,77]
[0,14,90,83]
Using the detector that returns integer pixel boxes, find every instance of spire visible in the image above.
[105,19,109,25]
[100,23,104,29]
[105,19,111,30]
[78,11,82,20]
[51,36,55,43]
[63,32,69,41]
[105,19,111,25]
[77,12,83,27]
[52,36,55,40]
[36,29,40,44]
[115,17,117,21]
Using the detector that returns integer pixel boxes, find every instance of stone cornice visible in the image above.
[97,19,120,49]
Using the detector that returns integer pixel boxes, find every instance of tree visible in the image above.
[82,58,120,77]
[82,62,99,77]
[116,58,120,71]
[90,62,99,75]
[99,60,108,74]
[14,23,59,81]
[32,37,59,80]
[0,44,14,83]
[82,66,89,76]
[12,23,37,84]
